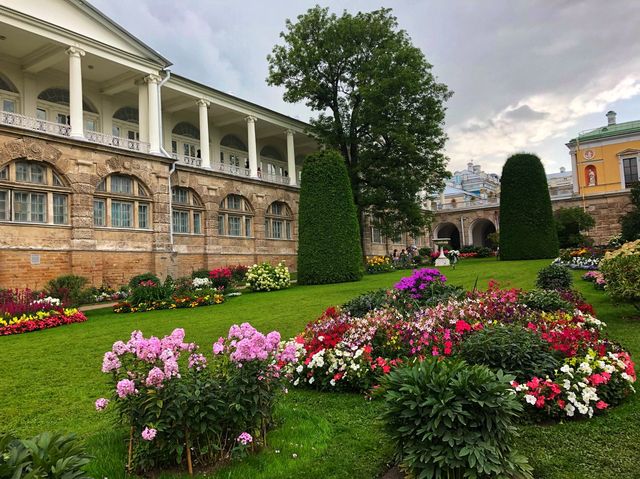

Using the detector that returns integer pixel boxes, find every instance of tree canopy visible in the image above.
[554,207,595,248]
[621,183,640,242]
[267,6,451,244]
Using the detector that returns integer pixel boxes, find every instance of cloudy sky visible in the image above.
[92,0,640,176]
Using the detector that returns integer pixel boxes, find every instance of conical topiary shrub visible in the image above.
[499,153,559,260]
[297,149,363,284]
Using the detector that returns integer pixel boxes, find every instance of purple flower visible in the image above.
[141,427,157,441]
[145,367,165,388]
[188,353,207,371]
[95,398,109,411]
[102,352,121,373]
[213,338,225,355]
[277,342,298,363]
[237,432,253,445]
[112,340,129,356]
[116,379,137,398]
[164,358,180,378]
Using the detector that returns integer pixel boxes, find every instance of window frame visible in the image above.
[621,156,639,188]
[171,187,204,235]
[265,201,293,240]
[93,174,151,230]
[218,194,253,238]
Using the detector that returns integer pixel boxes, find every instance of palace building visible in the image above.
[0,0,319,288]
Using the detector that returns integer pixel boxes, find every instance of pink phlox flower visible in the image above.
[95,397,109,411]
[188,353,207,371]
[141,427,157,441]
[102,351,121,373]
[112,340,129,356]
[213,338,225,354]
[116,379,137,398]
[145,367,165,388]
[237,432,253,445]
[163,358,180,378]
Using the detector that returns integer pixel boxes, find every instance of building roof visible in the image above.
[572,120,640,143]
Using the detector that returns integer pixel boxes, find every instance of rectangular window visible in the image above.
[271,202,283,215]
[227,195,241,210]
[36,108,46,121]
[286,221,291,240]
[85,119,97,132]
[14,191,45,223]
[94,199,105,226]
[111,201,132,227]
[193,212,201,234]
[245,217,251,237]
[0,190,7,220]
[218,214,225,235]
[623,157,639,188]
[2,99,15,113]
[53,194,67,224]
[372,227,382,244]
[228,216,241,236]
[272,220,283,239]
[172,189,188,204]
[110,175,133,194]
[172,210,189,233]
[0,166,7,180]
[56,113,68,125]
[112,126,121,137]
[138,203,149,229]
[171,140,177,155]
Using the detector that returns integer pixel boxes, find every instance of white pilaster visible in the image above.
[146,74,161,154]
[137,80,149,143]
[246,116,258,178]
[198,99,211,168]
[285,129,296,186]
[66,47,85,138]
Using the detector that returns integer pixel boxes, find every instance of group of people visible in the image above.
[390,245,419,267]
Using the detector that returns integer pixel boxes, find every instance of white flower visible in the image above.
[562,379,571,390]
[524,394,537,405]
[560,364,573,374]
[622,372,634,382]
[354,349,363,359]
[565,403,575,417]
[578,363,592,375]
[308,377,315,384]
[296,365,303,374]
[330,379,336,386]
[293,378,300,386]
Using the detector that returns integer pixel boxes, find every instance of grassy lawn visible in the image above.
[1,257,638,478]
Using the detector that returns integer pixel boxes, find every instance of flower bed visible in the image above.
[113,291,224,313]
[366,256,393,274]
[583,270,607,290]
[245,261,290,291]
[0,289,87,336]
[97,324,297,474]
[285,270,636,421]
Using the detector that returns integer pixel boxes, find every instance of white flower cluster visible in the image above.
[245,261,290,292]
[192,277,212,289]
[290,342,369,388]
[552,257,600,270]
[31,296,61,307]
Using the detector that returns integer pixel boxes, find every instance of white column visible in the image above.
[66,47,85,138]
[146,74,161,154]
[137,80,149,144]
[198,99,211,168]
[246,116,258,178]
[285,129,297,186]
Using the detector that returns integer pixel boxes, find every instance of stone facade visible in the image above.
[0,128,298,289]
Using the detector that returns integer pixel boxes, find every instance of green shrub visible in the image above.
[620,182,640,241]
[519,289,573,311]
[191,268,210,279]
[600,241,640,310]
[341,289,391,317]
[459,325,561,381]
[45,274,90,306]
[536,264,573,290]
[499,153,559,260]
[0,431,92,479]
[128,272,160,289]
[418,247,432,257]
[554,207,596,248]
[379,358,532,479]
[297,149,363,284]
[129,279,174,306]
[245,262,290,292]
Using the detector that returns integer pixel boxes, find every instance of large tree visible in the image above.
[267,6,451,248]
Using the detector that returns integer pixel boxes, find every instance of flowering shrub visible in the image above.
[113,290,224,313]
[209,267,233,289]
[97,324,297,473]
[599,240,640,309]
[394,268,447,300]
[245,261,290,292]
[92,285,129,303]
[191,277,212,289]
[583,270,607,290]
[0,289,87,336]
[366,256,393,274]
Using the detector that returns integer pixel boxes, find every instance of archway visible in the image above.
[436,222,460,250]
[471,219,496,247]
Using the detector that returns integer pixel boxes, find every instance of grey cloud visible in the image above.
[503,105,548,122]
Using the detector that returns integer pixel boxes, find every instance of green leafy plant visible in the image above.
[499,153,559,260]
[245,262,290,292]
[536,264,573,290]
[519,289,573,312]
[128,272,161,289]
[191,269,210,280]
[45,275,90,307]
[341,289,391,317]
[599,240,640,310]
[0,431,92,479]
[554,207,596,248]
[379,358,533,479]
[297,149,363,285]
[128,278,174,306]
[459,325,561,381]
[620,182,640,242]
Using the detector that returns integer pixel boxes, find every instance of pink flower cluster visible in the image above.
[227,323,281,362]
[188,353,208,371]
[236,432,253,445]
[141,427,157,441]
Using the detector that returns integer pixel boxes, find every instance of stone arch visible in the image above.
[435,222,460,250]
[96,156,160,196]
[470,218,497,247]
[37,87,98,113]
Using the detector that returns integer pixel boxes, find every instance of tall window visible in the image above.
[172,122,200,165]
[94,174,150,229]
[172,187,204,234]
[218,194,253,237]
[622,157,639,188]
[0,161,69,224]
[0,74,19,115]
[112,106,139,143]
[219,134,249,172]
[371,227,383,244]
[37,87,98,130]
[265,201,292,240]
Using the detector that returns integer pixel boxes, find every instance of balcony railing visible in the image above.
[212,162,251,177]
[436,198,499,210]
[85,130,150,153]
[0,111,71,137]
[172,153,202,167]
[262,172,291,185]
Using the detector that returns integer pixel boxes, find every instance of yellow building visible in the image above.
[567,111,640,196]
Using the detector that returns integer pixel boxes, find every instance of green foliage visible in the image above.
[191,269,210,280]
[499,153,559,260]
[45,275,90,307]
[459,325,561,381]
[341,289,391,317]
[128,272,160,289]
[536,264,573,290]
[297,150,363,285]
[128,279,174,306]
[418,247,432,257]
[487,231,500,249]
[621,183,640,241]
[379,358,533,479]
[554,207,596,248]
[600,249,640,310]
[267,6,450,239]
[460,246,494,257]
[0,431,92,479]
[519,289,573,312]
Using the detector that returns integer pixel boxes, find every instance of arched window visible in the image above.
[0,160,70,225]
[219,135,248,170]
[94,174,150,229]
[112,106,139,142]
[0,73,19,114]
[220,134,247,151]
[172,187,204,235]
[265,201,292,240]
[37,87,98,131]
[260,146,282,161]
[218,194,252,237]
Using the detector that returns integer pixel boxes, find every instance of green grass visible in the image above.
[1,257,638,478]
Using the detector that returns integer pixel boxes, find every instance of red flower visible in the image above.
[557,399,566,409]
[595,400,608,410]
[454,320,471,334]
